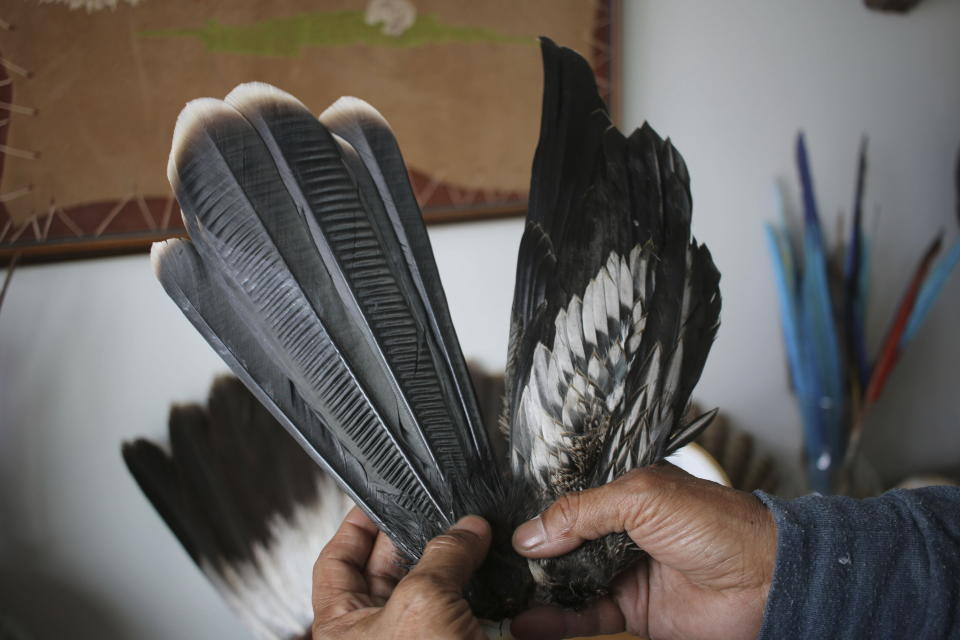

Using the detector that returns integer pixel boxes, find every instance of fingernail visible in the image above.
[513,515,546,550]
[451,515,489,538]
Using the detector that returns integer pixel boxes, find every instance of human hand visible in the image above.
[511,464,777,640]
[312,506,491,639]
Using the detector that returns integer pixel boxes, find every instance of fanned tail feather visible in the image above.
[156,86,501,563]
[317,96,496,472]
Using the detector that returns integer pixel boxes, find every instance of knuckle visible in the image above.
[619,467,655,491]
[601,470,655,533]
[619,468,675,532]
[425,531,469,556]
[312,592,368,628]
[398,572,446,600]
[394,574,448,615]
[627,465,676,498]
[312,617,357,640]
[551,492,583,535]
[311,617,331,639]
[312,553,328,582]
[427,605,480,640]
[314,595,352,620]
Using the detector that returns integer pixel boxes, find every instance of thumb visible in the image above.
[512,464,745,564]
[403,515,491,591]
[372,516,491,640]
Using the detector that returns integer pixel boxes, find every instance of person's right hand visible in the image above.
[511,464,777,640]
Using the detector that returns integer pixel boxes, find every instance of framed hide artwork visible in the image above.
[0,0,618,263]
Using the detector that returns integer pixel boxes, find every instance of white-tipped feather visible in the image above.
[149,240,175,278]
[225,82,310,113]
[167,98,224,188]
[200,481,353,640]
[319,95,392,132]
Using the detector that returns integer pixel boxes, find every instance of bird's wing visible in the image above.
[154,85,500,561]
[504,38,721,499]
[122,376,351,640]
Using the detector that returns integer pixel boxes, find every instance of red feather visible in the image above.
[864,233,943,405]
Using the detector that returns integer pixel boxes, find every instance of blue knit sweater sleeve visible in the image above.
[754,487,960,639]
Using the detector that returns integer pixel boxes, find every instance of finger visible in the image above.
[610,555,650,637]
[513,464,727,559]
[399,516,491,593]
[378,517,489,639]
[365,530,407,601]
[312,507,380,620]
[510,598,625,640]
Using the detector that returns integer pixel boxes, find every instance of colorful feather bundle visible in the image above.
[766,135,960,493]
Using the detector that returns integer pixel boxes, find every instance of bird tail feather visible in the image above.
[155,85,497,561]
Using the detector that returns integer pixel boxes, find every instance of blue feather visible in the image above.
[796,299,833,495]
[900,237,960,348]
[795,133,845,491]
[797,137,843,405]
[801,224,845,491]
[765,224,805,397]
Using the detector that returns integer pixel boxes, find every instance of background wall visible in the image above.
[1,1,958,637]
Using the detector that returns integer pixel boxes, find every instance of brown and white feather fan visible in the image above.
[122,376,351,640]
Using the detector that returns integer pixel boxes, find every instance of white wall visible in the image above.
[619,0,960,489]
[2,1,959,637]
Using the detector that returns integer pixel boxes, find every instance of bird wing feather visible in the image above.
[505,39,721,499]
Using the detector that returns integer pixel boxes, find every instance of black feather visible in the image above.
[504,40,611,426]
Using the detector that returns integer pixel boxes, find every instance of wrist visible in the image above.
[755,497,777,597]
[749,498,777,634]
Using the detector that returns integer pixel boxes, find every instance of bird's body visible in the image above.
[134,37,721,626]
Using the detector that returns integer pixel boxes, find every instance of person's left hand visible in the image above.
[312,506,491,639]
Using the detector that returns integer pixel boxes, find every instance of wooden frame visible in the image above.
[0,1,619,264]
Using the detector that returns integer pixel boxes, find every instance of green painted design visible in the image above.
[140,10,531,57]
